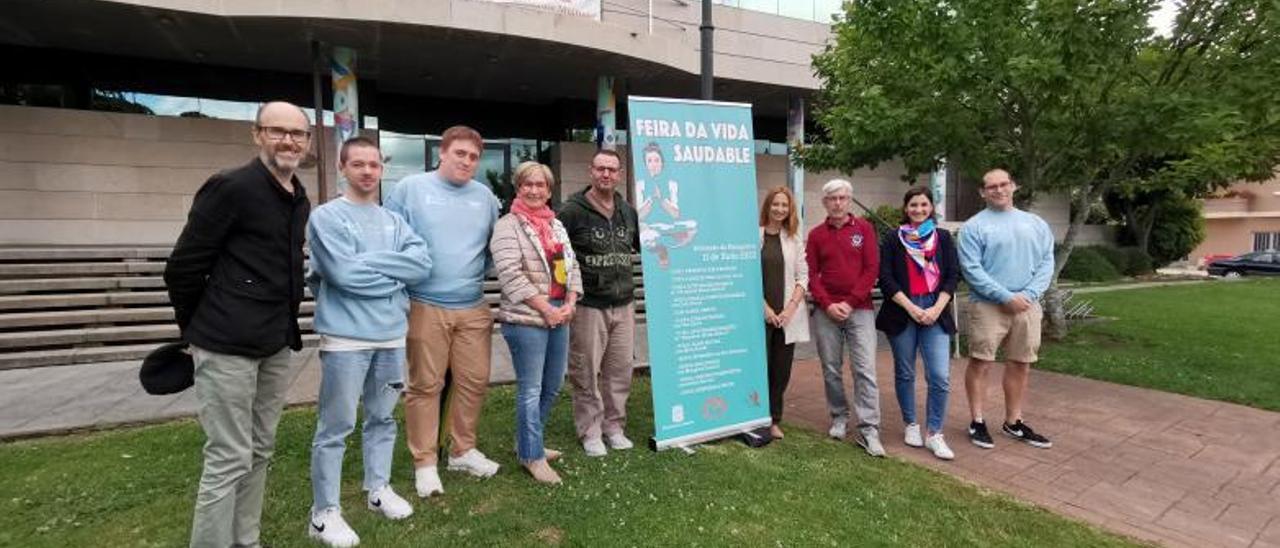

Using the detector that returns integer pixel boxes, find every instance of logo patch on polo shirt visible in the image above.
[850,233,864,248]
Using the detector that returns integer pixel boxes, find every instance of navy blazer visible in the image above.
[874,228,960,336]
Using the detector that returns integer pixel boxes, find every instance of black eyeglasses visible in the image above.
[256,125,312,142]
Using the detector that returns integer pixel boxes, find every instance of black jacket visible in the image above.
[875,228,960,336]
[165,157,311,357]
[556,188,640,310]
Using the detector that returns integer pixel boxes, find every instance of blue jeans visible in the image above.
[310,348,405,512]
[502,321,570,463]
[887,294,952,434]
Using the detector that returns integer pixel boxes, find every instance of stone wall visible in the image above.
[0,104,341,246]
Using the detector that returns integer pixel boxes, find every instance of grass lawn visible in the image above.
[0,380,1135,547]
[1039,278,1280,411]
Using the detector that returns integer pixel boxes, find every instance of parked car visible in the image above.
[1207,250,1280,277]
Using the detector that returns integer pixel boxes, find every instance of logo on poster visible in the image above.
[671,404,685,423]
[701,396,728,420]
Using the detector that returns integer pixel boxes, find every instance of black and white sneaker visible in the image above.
[968,420,995,449]
[1002,420,1052,449]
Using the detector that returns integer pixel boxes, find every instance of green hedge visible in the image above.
[1121,247,1154,275]
[1060,246,1122,282]
[1093,246,1129,274]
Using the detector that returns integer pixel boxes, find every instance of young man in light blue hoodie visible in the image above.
[306,137,431,547]
[958,168,1055,452]
[383,125,502,499]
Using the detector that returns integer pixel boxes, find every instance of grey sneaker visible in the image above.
[857,430,886,457]
[828,420,847,440]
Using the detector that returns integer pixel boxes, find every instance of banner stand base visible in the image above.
[651,417,772,451]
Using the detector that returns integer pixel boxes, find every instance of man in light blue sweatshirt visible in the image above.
[383,125,502,499]
[306,137,431,547]
[958,168,1056,451]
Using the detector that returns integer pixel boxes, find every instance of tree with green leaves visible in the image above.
[802,0,1280,338]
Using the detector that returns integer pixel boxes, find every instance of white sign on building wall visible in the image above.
[473,0,601,19]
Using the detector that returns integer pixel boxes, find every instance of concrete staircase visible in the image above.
[0,246,645,370]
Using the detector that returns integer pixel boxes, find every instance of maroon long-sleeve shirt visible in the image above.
[806,214,880,311]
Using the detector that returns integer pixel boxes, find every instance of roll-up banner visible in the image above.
[331,46,358,195]
[628,96,771,451]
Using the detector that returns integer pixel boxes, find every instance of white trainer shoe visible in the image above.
[605,432,634,450]
[904,423,924,447]
[582,437,608,457]
[858,430,886,457]
[367,484,413,520]
[414,466,444,498]
[925,433,955,460]
[447,448,500,478]
[308,507,360,547]
[828,420,847,440]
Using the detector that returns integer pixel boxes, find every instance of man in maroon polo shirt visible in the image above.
[806,178,884,456]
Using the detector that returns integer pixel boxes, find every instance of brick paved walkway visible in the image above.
[781,353,1280,548]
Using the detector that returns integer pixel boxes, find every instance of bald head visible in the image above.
[252,101,312,183]
[255,101,309,127]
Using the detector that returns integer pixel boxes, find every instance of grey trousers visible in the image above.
[811,308,881,433]
[189,345,293,548]
[567,302,636,441]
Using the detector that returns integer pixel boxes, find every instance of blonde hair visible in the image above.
[513,161,555,190]
[758,186,799,237]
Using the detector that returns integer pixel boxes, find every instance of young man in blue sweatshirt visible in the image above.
[383,126,502,498]
[306,137,431,547]
[958,168,1056,451]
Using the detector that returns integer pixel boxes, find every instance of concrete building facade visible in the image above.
[1192,179,1280,262]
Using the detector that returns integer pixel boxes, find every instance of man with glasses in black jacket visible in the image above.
[165,101,312,548]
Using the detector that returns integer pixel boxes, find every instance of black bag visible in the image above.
[738,426,774,448]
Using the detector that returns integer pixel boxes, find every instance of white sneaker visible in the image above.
[858,430,886,457]
[413,466,444,498]
[447,448,500,478]
[367,485,413,520]
[904,423,924,447]
[308,507,360,547]
[582,437,608,457]
[925,433,955,460]
[828,420,847,440]
[605,432,634,450]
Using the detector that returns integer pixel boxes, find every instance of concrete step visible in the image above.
[0,291,171,311]
[0,334,321,371]
[0,302,316,329]
[0,324,179,349]
[0,276,167,295]
[0,247,172,262]
[0,317,317,350]
[0,261,166,278]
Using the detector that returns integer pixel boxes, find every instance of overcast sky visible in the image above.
[1152,0,1179,36]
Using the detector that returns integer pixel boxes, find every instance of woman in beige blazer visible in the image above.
[491,161,582,484]
[758,186,810,439]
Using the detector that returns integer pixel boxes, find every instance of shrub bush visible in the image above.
[1092,246,1129,274]
[1121,247,1154,275]
[1149,197,1206,266]
[862,204,904,232]
[1059,246,1122,282]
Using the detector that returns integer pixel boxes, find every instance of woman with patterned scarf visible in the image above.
[874,186,960,460]
[490,161,582,484]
